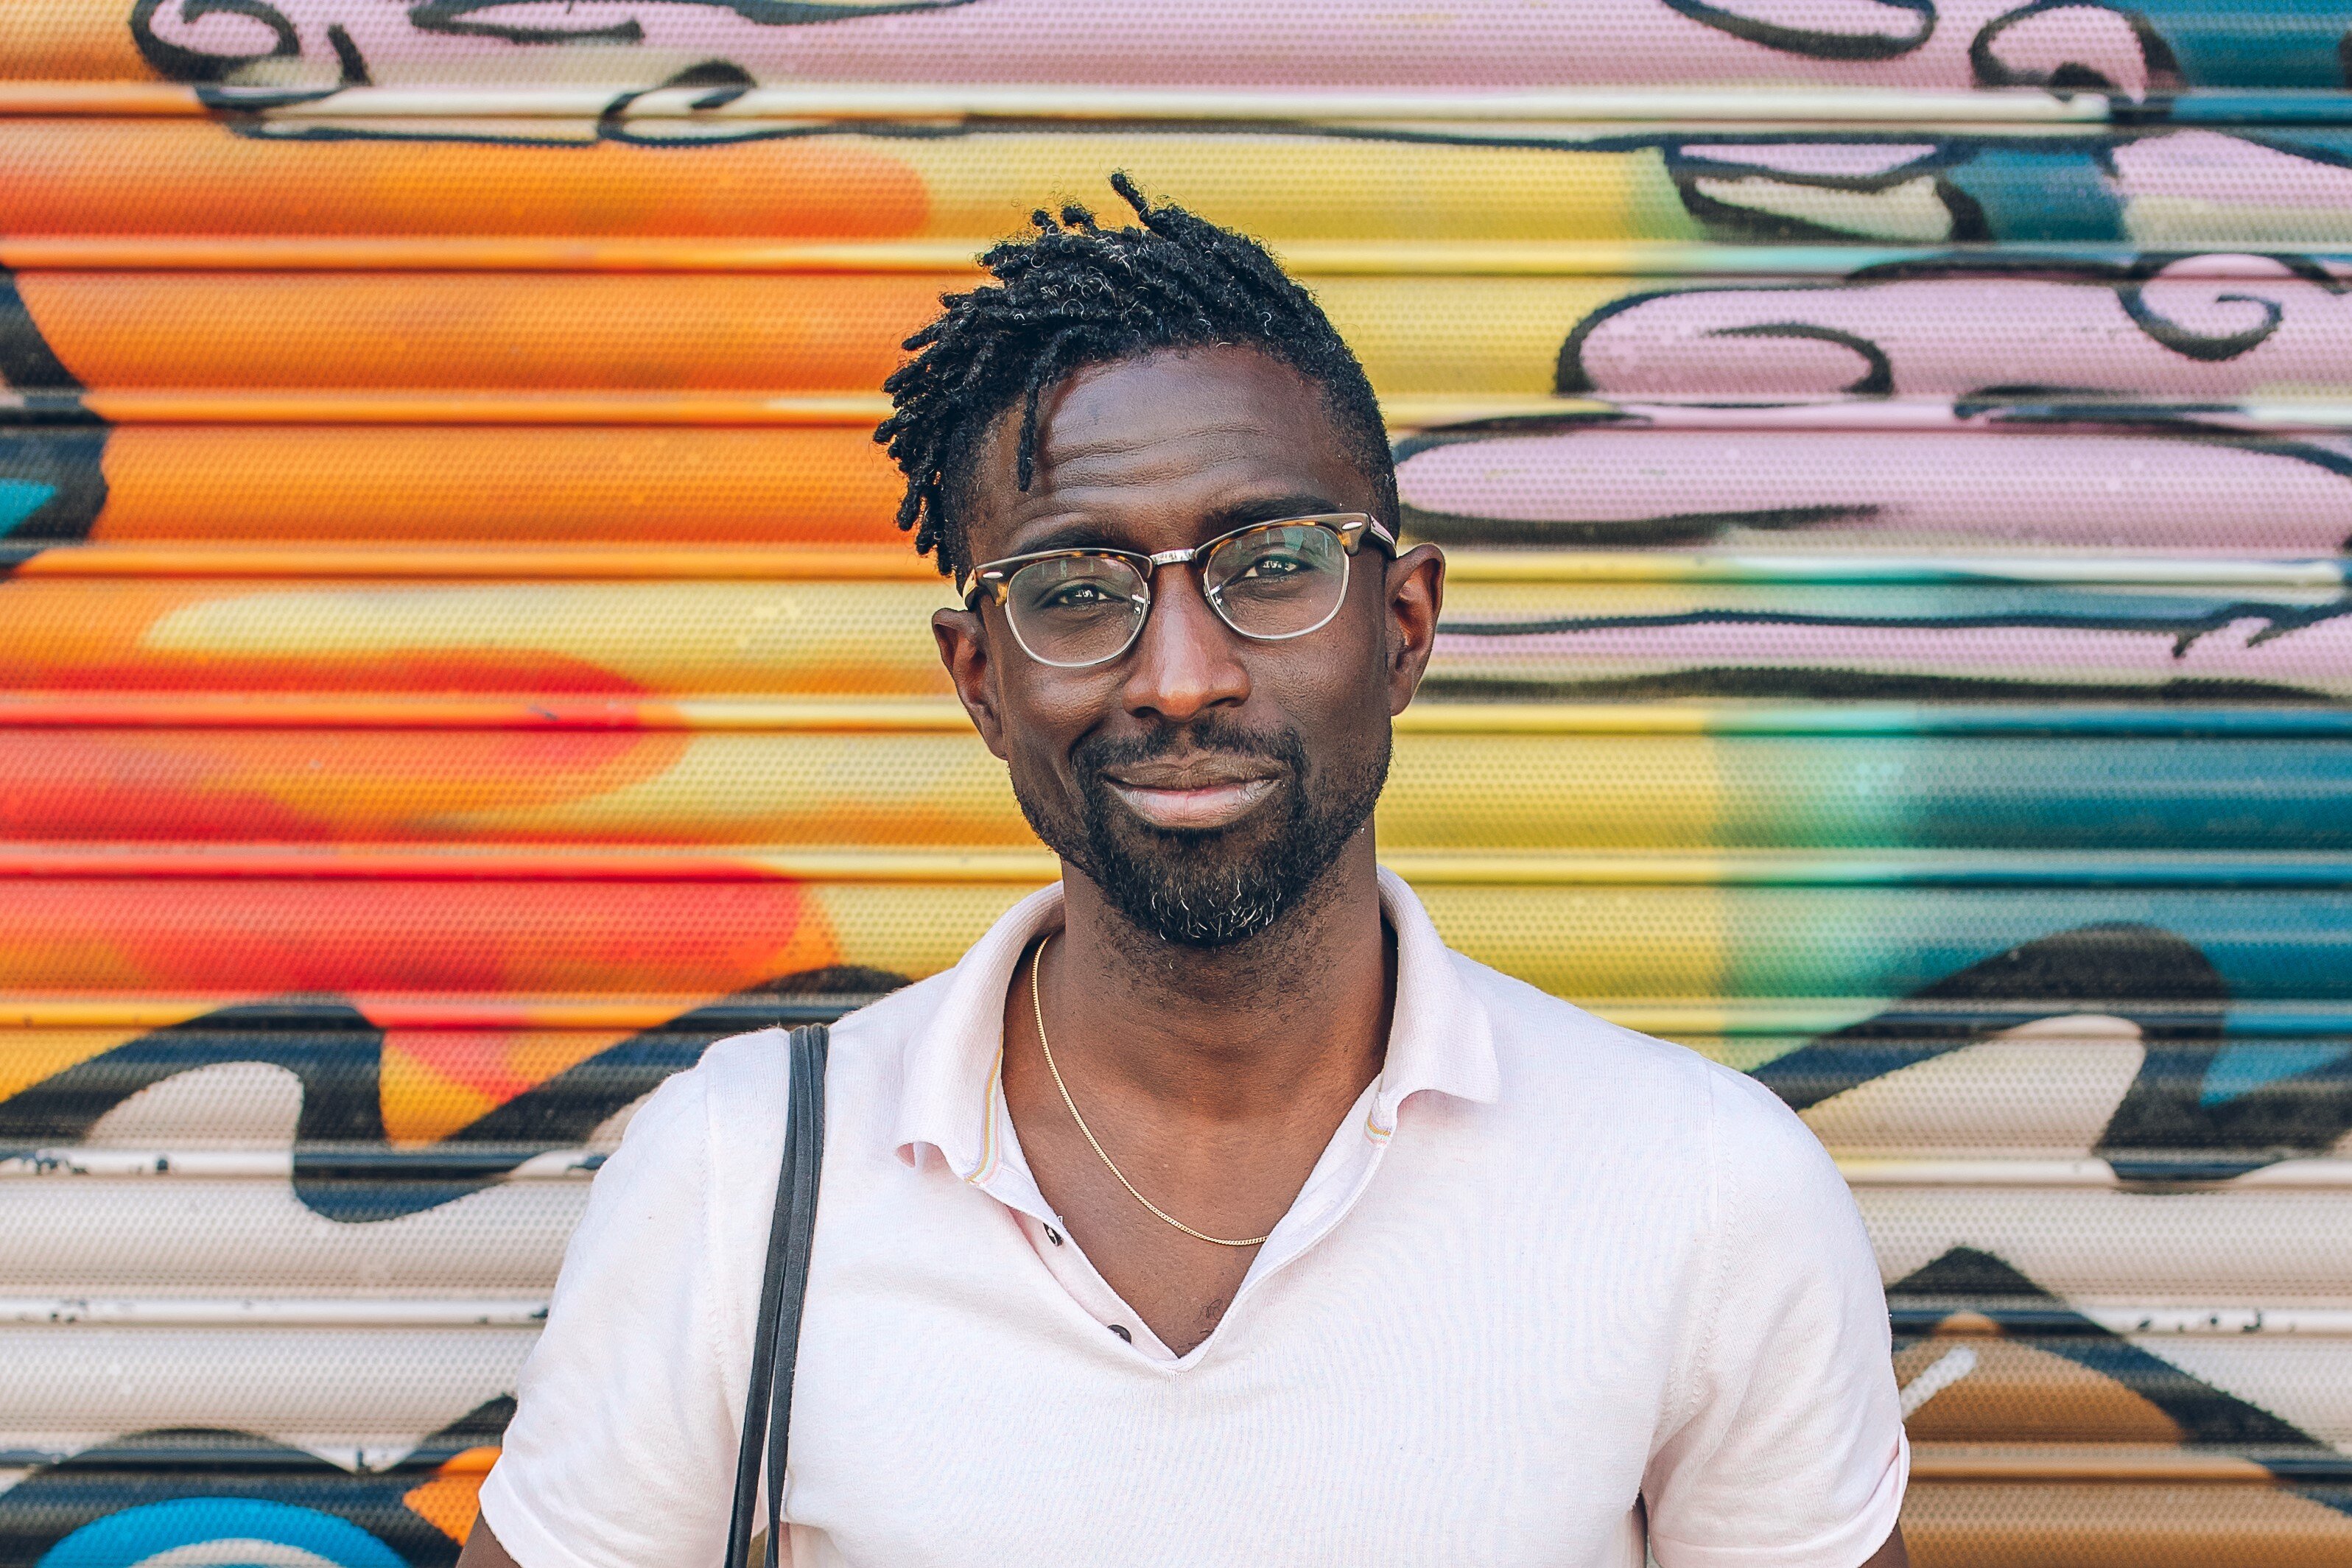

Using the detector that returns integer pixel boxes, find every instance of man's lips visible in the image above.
[1098,764,1282,831]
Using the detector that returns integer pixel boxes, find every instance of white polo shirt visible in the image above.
[481,871,1906,1568]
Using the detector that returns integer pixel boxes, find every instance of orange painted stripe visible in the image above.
[11,546,939,580]
[0,239,989,274]
[0,696,965,731]
[0,114,932,238]
[1910,1447,2283,1483]
[0,878,837,994]
[0,847,1056,882]
[77,392,1555,429]
[89,425,910,545]
[22,273,950,394]
[0,84,189,113]
[80,393,899,426]
[0,999,737,1030]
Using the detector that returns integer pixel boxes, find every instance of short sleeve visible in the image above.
[1643,1069,1909,1568]
[477,1035,784,1568]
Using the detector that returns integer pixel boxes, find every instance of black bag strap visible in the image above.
[724,1023,829,1568]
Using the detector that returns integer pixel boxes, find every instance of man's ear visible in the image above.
[1382,543,1444,717]
[933,605,1010,760]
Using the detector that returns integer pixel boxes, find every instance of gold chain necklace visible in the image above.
[1029,933,1271,1248]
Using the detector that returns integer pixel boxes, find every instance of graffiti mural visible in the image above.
[7,1,2352,1563]
[71,0,2352,94]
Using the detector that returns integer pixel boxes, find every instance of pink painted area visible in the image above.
[1434,612,2352,692]
[2113,131,2352,218]
[139,0,2161,91]
[1396,429,2352,551]
[1568,261,2352,398]
[1967,1,2152,94]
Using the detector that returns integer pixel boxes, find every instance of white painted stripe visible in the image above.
[0,1150,602,1179]
[21,1152,2352,1188]
[1843,1158,2352,1188]
[2098,1306,2352,1336]
[1899,1346,1978,1417]
[0,1298,547,1326]
[5,1298,2351,1333]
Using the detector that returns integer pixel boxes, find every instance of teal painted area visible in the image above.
[1944,147,2127,242]
[0,479,56,537]
[2137,1,2352,89]
[1703,737,2352,851]
[1717,890,2352,1001]
[2200,1041,2352,1104]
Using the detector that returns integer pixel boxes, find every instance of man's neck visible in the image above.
[1044,833,1394,1119]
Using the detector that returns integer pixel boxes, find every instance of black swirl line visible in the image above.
[1437,596,2352,655]
[1661,0,1934,60]
[1706,320,1896,395]
[409,0,977,43]
[130,0,301,83]
[2116,285,2283,362]
[1970,0,2183,92]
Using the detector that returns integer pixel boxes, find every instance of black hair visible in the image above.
[874,172,1397,576]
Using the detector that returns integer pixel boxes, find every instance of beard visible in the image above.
[1011,714,1389,948]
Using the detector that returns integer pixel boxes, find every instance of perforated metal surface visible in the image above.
[5,3,2352,1564]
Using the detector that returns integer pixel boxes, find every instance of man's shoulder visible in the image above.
[1448,948,1816,1154]
[667,968,956,1132]
[1452,948,1705,1085]
[689,970,947,1075]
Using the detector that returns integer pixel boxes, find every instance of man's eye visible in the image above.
[1235,552,1310,579]
[1041,581,1123,608]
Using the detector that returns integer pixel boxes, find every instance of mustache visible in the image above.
[1071,716,1304,778]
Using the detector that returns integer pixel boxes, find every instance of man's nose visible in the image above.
[1118,564,1250,720]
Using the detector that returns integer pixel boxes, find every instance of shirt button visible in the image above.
[1108,1323,1133,1343]
[1044,1225,1064,1246]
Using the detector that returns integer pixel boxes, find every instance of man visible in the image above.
[460,176,1909,1567]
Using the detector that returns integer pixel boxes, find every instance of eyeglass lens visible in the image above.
[1002,522,1352,668]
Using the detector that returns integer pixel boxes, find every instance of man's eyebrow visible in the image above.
[1201,494,1347,530]
[998,496,1347,558]
[1002,519,1125,556]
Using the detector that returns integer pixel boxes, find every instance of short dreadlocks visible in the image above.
[874,172,1397,577]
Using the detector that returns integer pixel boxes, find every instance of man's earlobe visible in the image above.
[933,606,1010,759]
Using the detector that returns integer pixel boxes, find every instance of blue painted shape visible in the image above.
[36,1498,405,1568]
[2200,1041,2352,1105]
[1945,147,2127,242]
[0,479,55,537]
[2130,0,2352,89]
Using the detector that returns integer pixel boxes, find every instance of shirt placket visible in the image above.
[968,1071,1400,1368]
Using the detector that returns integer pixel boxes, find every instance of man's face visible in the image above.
[932,345,1443,947]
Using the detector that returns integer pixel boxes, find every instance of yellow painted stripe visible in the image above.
[8,546,944,581]
[0,239,1881,276]
[18,544,2329,590]
[7,239,2202,280]
[0,998,1880,1033]
[18,695,2304,739]
[0,1026,166,1101]
[1,846,2320,887]
[74,390,1604,430]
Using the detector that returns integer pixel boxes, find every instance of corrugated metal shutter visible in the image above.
[7,3,2352,1562]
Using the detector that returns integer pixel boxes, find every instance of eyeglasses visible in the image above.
[961,513,1398,669]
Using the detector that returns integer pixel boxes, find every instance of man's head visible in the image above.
[882,177,1443,949]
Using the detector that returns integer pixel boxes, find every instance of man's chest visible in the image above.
[774,1183,1679,1568]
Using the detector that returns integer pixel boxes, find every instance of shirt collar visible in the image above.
[891,868,1500,1176]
